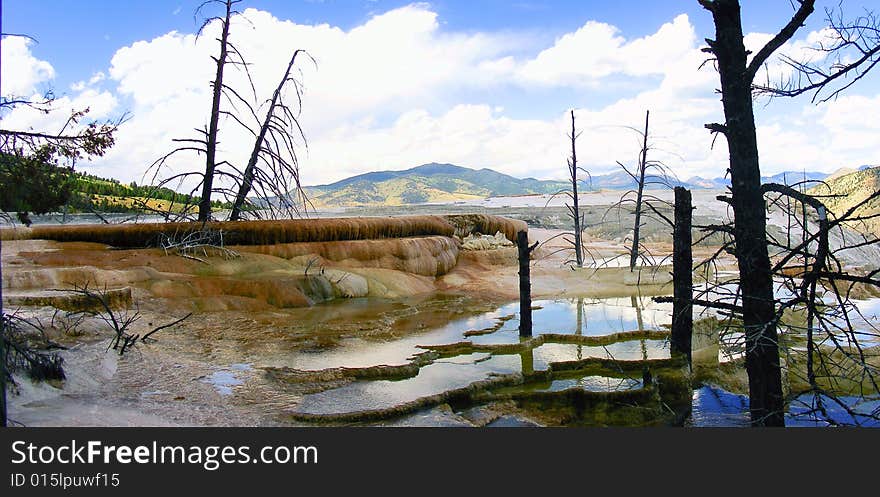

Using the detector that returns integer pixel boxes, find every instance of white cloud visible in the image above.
[517,14,696,86]
[88,71,107,85]
[1,39,117,146]
[4,4,875,190]
[109,30,213,107]
[1,36,55,96]
[0,88,119,139]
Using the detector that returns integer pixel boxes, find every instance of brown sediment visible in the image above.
[3,287,132,312]
[541,330,670,345]
[2,216,460,247]
[167,275,335,308]
[494,384,657,408]
[233,236,459,277]
[548,356,685,373]
[457,247,518,266]
[462,313,515,337]
[264,351,440,384]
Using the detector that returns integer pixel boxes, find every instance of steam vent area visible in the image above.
[2,214,692,427]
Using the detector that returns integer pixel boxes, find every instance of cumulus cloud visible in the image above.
[4,4,875,188]
[1,38,118,146]
[517,14,697,86]
[1,36,56,96]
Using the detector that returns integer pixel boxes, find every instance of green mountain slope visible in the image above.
[305,163,569,207]
[68,171,228,214]
[808,166,880,235]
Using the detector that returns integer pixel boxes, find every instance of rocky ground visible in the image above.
[4,191,878,427]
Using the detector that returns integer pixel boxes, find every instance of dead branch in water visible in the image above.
[58,282,191,356]
[1,312,66,383]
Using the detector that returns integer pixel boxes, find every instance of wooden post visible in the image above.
[517,230,536,337]
[671,187,693,361]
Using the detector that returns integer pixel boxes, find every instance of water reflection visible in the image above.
[293,354,521,415]
[690,384,880,427]
[287,296,674,371]
[289,296,673,417]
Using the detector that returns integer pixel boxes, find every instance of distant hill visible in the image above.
[304,163,571,207]
[66,171,227,214]
[808,166,880,236]
[687,176,731,189]
[762,171,828,185]
[303,162,837,207]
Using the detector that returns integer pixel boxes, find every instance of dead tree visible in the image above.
[629,111,650,270]
[753,4,880,103]
[518,230,538,336]
[228,49,313,220]
[567,110,585,267]
[198,0,235,222]
[540,110,593,267]
[763,181,880,425]
[696,0,880,425]
[700,0,805,426]
[62,282,191,356]
[146,0,248,222]
[147,1,311,222]
[605,109,674,271]
[700,0,880,427]
[698,0,817,427]
[671,187,693,361]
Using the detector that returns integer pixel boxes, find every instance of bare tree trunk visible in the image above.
[576,298,584,360]
[671,187,693,362]
[703,0,789,426]
[568,110,583,267]
[519,345,534,375]
[198,0,233,222]
[517,230,536,336]
[1,237,6,427]
[230,50,303,220]
[629,110,650,270]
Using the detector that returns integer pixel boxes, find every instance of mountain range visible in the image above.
[807,165,880,236]
[302,162,849,207]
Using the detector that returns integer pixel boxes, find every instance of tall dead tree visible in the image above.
[755,4,880,426]
[606,109,673,271]
[197,0,235,222]
[629,110,650,270]
[567,110,585,267]
[692,1,880,426]
[146,0,310,222]
[146,0,245,222]
[229,49,313,220]
[699,0,816,426]
[540,110,593,267]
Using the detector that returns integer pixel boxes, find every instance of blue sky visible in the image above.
[4,1,817,96]
[2,1,879,187]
